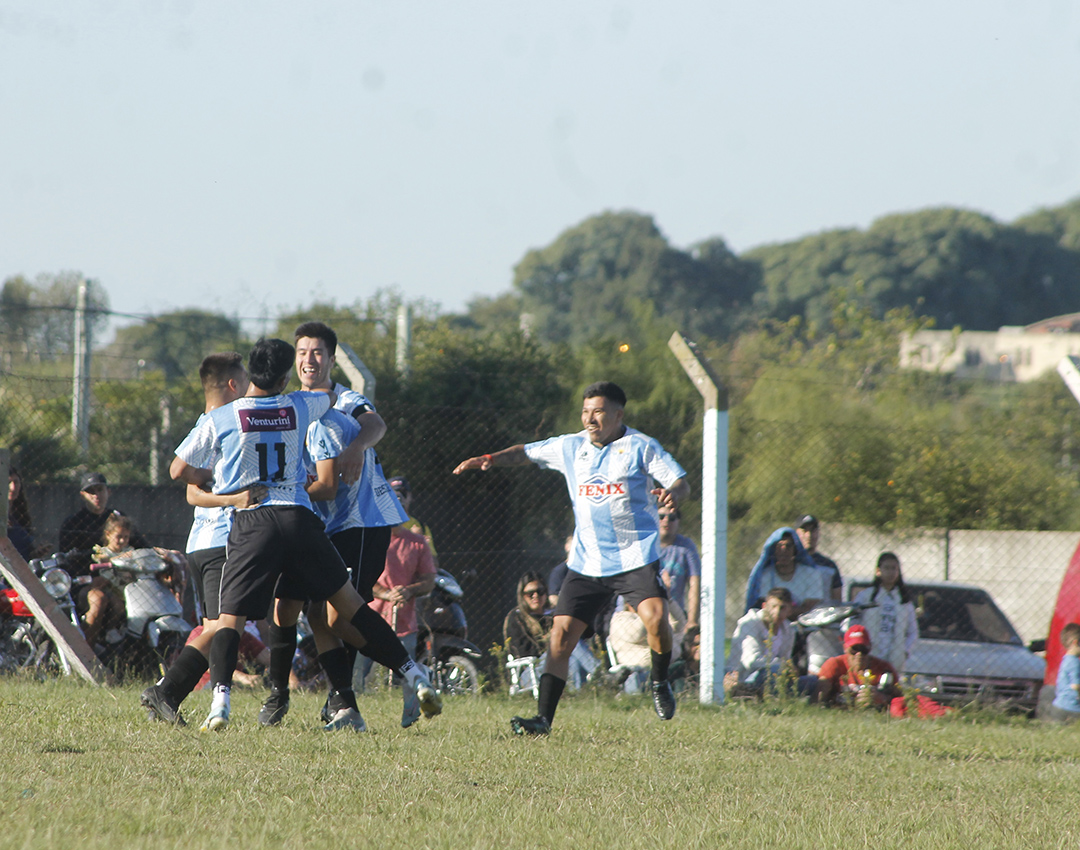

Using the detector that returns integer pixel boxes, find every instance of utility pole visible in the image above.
[71,278,91,455]
[669,332,729,705]
[396,304,412,378]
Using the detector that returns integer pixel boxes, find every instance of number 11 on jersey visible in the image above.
[255,442,287,482]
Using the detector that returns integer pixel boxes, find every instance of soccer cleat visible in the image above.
[416,675,442,719]
[140,684,186,727]
[324,707,367,732]
[652,680,676,720]
[200,703,229,732]
[401,677,422,729]
[510,714,551,736]
[258,688,290,727]
[319,695,332,725]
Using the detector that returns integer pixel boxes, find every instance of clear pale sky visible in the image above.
[3,2,1079,330]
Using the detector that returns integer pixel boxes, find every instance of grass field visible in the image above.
[3,678,1080,850]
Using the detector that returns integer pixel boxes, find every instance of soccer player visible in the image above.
[171,338,440,731]
[141,352,266,725]
[453,381,689,735]
[291,321,428,728]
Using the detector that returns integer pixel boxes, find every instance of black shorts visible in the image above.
[221,506,349,619]
[187,547,227,622]
[331,525,393,602]
[554,561,668,626]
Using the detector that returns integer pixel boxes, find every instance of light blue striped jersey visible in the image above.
[178,414,234,553]
[314,383,407,531]
[525,427,686,578]
[306,409,363,535]
[174,391,331,512]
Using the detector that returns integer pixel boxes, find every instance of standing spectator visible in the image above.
[795,515,842,601]
[388,476,437,565]
[658,507,701,630]
[846,552,919,675]
[360,523,437,694]
[6,467,36,561]
[744,528,827,617]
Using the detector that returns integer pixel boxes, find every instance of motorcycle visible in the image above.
[0,551,82,675]
[91,548,192,680]
[795,599,877,674]
[414,568,483,696]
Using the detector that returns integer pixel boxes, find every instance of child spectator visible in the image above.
[1048,622,1080,723]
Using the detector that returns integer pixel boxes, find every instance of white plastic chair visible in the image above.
[506,654,541,698]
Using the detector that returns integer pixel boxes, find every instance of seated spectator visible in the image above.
[1048,622,1080,724]
[725,587,812,696]
[670,625,700,693]
[845,552,918,675]
[815,625,903,709]
[743,527,829,618]
[504,572,553,659]
[6,466,37,561]
[608,598,686,694]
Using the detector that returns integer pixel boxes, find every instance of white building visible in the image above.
[900,313,1080,382]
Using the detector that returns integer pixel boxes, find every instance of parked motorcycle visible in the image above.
[415,568,483,696]
[0,551,82,675]
[91,548,192,680]
[795,599,877,674]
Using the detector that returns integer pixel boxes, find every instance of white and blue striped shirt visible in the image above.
[174,392,331,512]
[177,413,233,553]
[525,427,686,578]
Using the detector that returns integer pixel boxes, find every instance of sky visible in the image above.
[3,2,1080,339]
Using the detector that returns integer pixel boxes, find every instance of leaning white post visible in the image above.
[668,332,729,705]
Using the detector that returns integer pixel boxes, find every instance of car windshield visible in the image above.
[850,583,1023,646]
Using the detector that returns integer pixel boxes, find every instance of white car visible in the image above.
[848,580,1045,714]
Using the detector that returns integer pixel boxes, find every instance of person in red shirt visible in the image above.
[815,625,902,709]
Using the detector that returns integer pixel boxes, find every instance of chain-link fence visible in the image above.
[4,368,1076,709]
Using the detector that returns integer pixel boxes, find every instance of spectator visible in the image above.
[670,625,700,693]
[1047,622,1080,724]
[359,523,438,688]
[658,507,701,630]
[845,552,918,675]
[608,598,686,694]
[795,515,842,601]
[546,536,574,610]
[815,625,902,709]
[743,527,827,617]
[58,473,146,651]
[724,587,811,695]
[387,476,437,565]
[504,572,553,659]
[6,466,36,561]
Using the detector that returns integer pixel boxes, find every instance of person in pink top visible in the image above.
[360,526,438,702]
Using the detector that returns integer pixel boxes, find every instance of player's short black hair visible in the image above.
[248,338,295,391]
[199,352,245,390]
[294,321,338,356]
[582,381,627,407]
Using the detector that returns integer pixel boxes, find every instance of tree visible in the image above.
[106,310,247,382]
[0,272,110,362]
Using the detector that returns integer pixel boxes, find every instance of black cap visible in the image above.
[796,514,818,529]
[388,476,410,493]
[80,472,108,491]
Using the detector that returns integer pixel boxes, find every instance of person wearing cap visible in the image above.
[388,476,437,564]
[814,625,902,708]
[58,472,147,650]
[795,515,842,602]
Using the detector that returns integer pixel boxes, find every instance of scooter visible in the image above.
[415,569,483,696]
[91,548,192,680]
[0,551,82,675]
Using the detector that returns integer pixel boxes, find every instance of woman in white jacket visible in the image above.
[849,552,919,675]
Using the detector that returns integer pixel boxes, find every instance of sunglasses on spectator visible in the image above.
[658,513,678,521]
[523,588,545,597]
[847,645,871,654]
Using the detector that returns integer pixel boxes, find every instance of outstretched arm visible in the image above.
[453,445,531,474]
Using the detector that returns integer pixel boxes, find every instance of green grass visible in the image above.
[2,678,1080,849]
